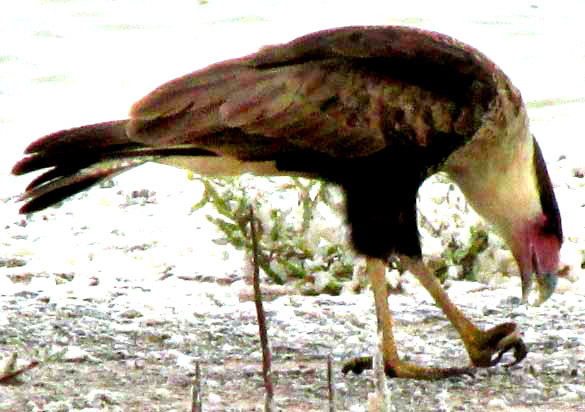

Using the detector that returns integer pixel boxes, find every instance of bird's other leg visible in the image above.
[342,257,474,379]
[402,256,527,368]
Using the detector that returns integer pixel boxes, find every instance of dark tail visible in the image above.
[12,120,215,213]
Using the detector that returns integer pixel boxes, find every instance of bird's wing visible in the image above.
[127,26,499,159]
[13,26,504,213]
[127,59,385,158]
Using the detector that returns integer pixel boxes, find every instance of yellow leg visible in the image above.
[369,257,399,365]
[343,257,475,379]
[404,256,526,368]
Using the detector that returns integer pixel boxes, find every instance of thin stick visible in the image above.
[191,361,202,412]
[249,206,274,412]
[327,354,335,412]
[369,346,392,412]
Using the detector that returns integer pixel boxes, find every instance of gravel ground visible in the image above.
[1,161,584,412]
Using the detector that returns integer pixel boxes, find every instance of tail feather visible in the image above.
[25,161,94,191]
[18,165,135,214]
[13,120,217,213]
[23,120,132,155]
[13,120,134,175]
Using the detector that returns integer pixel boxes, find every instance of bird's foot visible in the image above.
[342,356,475,380]
[466,322,527,368]
[341,322,526,380]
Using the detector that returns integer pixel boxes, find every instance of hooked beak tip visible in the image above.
[520,271,532,304]
[521,272,557,306]
[536,272,558,305]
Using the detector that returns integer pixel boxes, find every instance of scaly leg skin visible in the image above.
[342,257,475,380]
[403,256,527,369]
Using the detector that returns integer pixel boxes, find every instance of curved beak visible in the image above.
[516,232,562,305]
[522,270,557,305]
[534,272,558,304]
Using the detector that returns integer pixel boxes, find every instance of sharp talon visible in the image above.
[489,350,505,367]
[504,340,528,368]
[342,356,372,375]
[486,334,528,367]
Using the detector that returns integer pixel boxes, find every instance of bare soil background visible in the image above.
[1,179,584,411]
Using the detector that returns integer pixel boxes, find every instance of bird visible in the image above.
[12,25,563,380]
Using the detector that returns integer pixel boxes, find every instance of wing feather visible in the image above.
[129,59,388,157]
[124,26,499,161]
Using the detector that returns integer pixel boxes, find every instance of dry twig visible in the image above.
[191,361,202,412]
[249,206,275,412]
[328,354,335,412]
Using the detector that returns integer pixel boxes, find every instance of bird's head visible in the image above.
[446,110,563,304]
[499,135,563,304]
[504,201,562,304]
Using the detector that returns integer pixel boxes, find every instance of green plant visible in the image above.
[189,175,353,295]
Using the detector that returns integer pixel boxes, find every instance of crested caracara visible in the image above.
[12,26,563,380]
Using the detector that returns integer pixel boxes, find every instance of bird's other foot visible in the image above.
[341,356,475,380]
[466,322,527,368]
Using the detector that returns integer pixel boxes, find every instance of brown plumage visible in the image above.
[12,26,563,379]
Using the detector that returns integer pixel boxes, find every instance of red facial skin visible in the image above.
[508,213,562,302]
